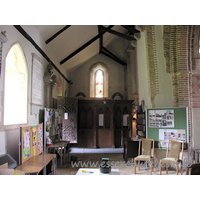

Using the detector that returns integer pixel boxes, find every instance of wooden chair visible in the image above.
[186,163,200,175]
[159,140,184,175]
[134,138,154,175]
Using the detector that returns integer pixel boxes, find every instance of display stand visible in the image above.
[18,123,56,175]
[19,123,43,165]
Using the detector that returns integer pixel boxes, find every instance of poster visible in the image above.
[123,114,129,126]
[38,125,43,153]
[159,129,186,148]
[31,126,37,156]
[23,129,30,159]
[99,114,104,126]
[149,109,174,128]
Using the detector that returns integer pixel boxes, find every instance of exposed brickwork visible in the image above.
[192,74,200,107]
[145,25,159,108]
[163,25,195,152]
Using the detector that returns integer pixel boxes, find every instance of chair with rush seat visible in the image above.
[159,140,184,175]
[134,138,154,175]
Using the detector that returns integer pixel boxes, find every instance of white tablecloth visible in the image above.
[76,168,120,175]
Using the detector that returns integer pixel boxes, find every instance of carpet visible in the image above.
[70,148,124,154]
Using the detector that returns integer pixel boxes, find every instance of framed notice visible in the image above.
[99,114,104,126]
[123,114,129,126]
[31,53,43,106]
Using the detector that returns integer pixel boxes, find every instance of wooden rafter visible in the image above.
[101,26,136,41]
[45,25,71,44]
[101,51,126,67]
[100,47,126,66]
[60,25,114,65]
[121,25,140,34]
[98,25,103,53]
[14,25,72,84]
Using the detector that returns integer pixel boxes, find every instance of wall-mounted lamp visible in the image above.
[133,109,137,120]
[103,98,106,104]
[64,113,68,120]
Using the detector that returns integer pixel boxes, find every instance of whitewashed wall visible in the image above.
[136,25,173,109]
[0,25,68,162]
[136,31,151,108]
[69,53,125,98]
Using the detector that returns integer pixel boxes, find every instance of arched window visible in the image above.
[4,43,28,125]
[89,62,109,98]
[95,69,103,97]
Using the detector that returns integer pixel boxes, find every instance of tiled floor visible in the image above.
[56,151,186,175]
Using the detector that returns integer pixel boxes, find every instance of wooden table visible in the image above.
[15,153,57,175]
[47,141,69,168]
[123,138,139,162]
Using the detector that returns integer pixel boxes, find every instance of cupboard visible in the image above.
[71,99,134,148]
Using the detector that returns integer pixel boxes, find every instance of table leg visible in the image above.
[55,156,57,175]
[52,156,57,175]
[60,147,62,168]
[64,145,66,165]
[43,165,47,175]
[68,143,70,158]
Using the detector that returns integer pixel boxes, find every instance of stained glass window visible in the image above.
[96,70,103,97]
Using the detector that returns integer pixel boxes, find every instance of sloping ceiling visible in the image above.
[34,25,139,73]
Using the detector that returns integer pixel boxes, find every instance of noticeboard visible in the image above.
[146,107,188,149]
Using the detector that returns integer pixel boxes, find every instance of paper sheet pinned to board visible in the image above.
[0,106,2,122]
[159,129,164,140]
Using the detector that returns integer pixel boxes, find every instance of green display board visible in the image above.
[146,107,188,149]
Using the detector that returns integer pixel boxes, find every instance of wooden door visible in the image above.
[97,105,114,148]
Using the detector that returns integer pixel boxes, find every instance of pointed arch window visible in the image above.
[4,43,28,125]
[90,63,109,98]
[95,69,103,97]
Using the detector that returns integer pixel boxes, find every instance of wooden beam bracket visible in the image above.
[100,48,127,67]
[121,25,140,35]
[102,46,126,65]
[101,26,136,41]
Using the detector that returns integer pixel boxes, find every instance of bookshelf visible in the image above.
[136,112,146,138]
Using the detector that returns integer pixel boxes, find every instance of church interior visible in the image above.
[1,24,200,179]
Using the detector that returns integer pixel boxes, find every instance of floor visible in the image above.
[56,148,186,175]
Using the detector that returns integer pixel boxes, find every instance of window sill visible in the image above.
[4,123,28,131]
